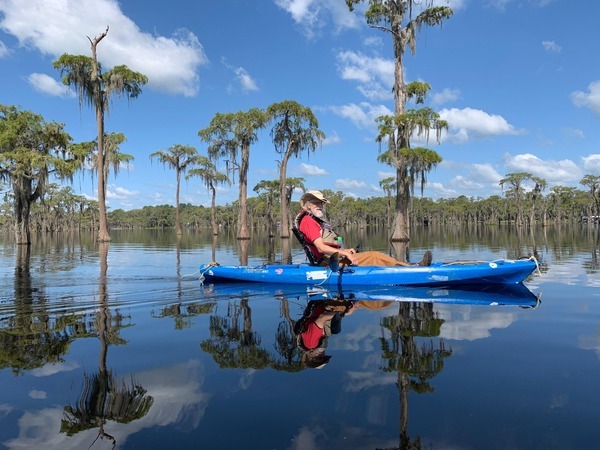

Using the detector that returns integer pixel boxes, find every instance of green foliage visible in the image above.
[0,104,90,242]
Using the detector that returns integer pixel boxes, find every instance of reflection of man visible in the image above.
[295,300,395,369]
[295,301,345,369]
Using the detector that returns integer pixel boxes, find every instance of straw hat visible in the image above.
[300,190,330,209]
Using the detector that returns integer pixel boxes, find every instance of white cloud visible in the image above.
[337,179,362,188]
[431,88,461,106]
[434,162,503,198]
[274,0,360,39]
[542,40,561,53]
[582,155,600,174]
[377,170,395,180]
[336,50,394,101]
[0,0,208,96]
[234,67,259,92]
[439,107,521,142]
[363,35,382,47]
[323,130,341,145]
[0,40,9,57]
[299,163,328,176]
[471,163,503,184]
[26,73,75,97]
[328,102,392,130]
[222,58,259,93]
[487,0,513,12]
[563,128,584,139]
[106,185,139,200]
[450,175,484,190]
[571,81,600,116]
[504,153,582,183]
[426,181,458,198]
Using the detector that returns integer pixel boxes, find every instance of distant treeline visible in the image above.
[1,184,598,235]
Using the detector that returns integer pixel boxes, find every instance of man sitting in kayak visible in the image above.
[294,190,432,267]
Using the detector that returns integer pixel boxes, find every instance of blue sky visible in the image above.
[1,0,599,210]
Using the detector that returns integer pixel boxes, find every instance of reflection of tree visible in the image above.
[152,300,215,331]
[201,297,270,369]
[200,296,303,372]
[238,239,249,266]
[61,243,153,445]
[380,302,452,449]
[152,237,217,330]
[271,298,303,371]
[0,245,87,374]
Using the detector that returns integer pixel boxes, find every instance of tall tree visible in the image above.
[376,85,446,243]
[346,1,453,244]
[499,172,533,228]
[54,26,148,242]
[267,100,325,238]
[254,179,280,238]
[187,156,230,235]
[580,174,600,220]
[150,144,202,235]
[199,108,268,240]
[0,105,87,244]
[90,132,133,193]
[529,176,547,227]
[379,176,396,229]
[284,176,306,227]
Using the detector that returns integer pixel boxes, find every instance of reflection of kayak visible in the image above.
[199,258,538,287]
[200,283,541,308]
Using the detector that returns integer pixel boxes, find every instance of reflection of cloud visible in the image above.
[290,424,323,450]
[0,404,12,417]
[289,420,397,449]
[437,306,518,341]
[345,370,395,392]
[28,390,47,400]
[579,328,600,359]
[550,393,568,409]
[30,361,79,377]
[239,368,257,390]
[3,360,210,450]
[336,321,381,352]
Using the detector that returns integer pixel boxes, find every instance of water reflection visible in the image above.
[197,284,470,448]
[200,294,292,370]
[381,301,451,449]
[7,228,599,448]
[61,243,153,447]
[1,245,71,374]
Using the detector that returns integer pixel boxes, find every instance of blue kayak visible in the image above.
[199,258,538,287]
[199,282,541,308]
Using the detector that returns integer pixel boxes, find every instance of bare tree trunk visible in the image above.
[279,153,291,238]
[91,29,111,242]
[14,178,32,245]
[210,186,218,235]
[175,169,182,235]
[238,144,250,240]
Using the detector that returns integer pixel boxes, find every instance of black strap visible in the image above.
[292,226,321,266]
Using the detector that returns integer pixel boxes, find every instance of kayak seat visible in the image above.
[291,226,320,266]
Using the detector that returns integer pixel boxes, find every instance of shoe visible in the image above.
[418,250,432,266]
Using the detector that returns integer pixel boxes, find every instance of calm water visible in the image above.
[0,226,599,450]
